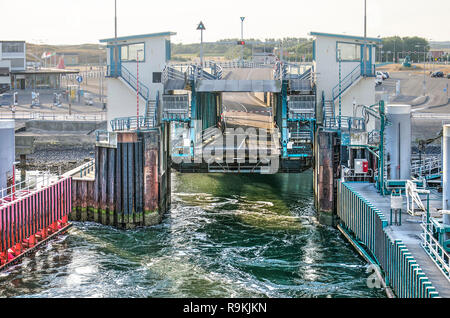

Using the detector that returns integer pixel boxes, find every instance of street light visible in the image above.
[114,0,118,77]
[363,0,367,76]
[240,17,245,62]
[197,21,206,68]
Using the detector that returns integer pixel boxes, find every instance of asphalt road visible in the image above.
[376,71,450,111]
[203,68,280,160]
[375,71,450,152]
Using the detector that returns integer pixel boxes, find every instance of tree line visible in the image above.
[172,36,434,63]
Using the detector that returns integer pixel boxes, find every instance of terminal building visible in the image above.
[311,32,380,130]
[0,40,78,91]
[100,31,176,126]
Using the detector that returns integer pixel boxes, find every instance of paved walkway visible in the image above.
[350,183,450,297]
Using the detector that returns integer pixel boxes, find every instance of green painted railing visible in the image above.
[338,181,440,298]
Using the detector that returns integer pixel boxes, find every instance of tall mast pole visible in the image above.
[363,0,367,76]
[114,0,118,77]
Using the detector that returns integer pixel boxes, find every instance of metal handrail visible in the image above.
[420,222,450,282]
[411,157,442,176]
[120,65,149,101]
[323,116,366,131]
[110,116,156,132]
[163,65,187,82]
[332,64,361,101]
[0,111,106,121]
[0,173,59,205]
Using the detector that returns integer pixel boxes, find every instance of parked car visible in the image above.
[376,71,387,80]
[447,73,450,79]
[431,71,444,78]
[84,93,94,106]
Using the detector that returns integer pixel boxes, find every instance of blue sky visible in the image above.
[1,0,449,44]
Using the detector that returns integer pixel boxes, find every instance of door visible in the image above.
[361,45,373,76]
[109,46,122,77]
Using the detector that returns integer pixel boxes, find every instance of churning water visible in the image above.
[0,171,386,298]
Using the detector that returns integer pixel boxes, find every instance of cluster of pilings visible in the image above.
[313,129,340,226]
[69,124,171,229]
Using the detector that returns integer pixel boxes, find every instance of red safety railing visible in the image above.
[0,176,72,268]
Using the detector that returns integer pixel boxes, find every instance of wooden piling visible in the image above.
[69,128,169,229]
[107,147,115,226]
[314,129,339,226]
[115,143,122,226]
[99,146,108,225]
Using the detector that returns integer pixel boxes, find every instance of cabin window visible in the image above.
[120,43,145,62]
[337,42,361,61]
[153,72,162,83]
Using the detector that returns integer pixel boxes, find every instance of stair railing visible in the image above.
[332,64,361,101]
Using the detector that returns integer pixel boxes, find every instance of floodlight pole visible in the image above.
[197,21,206,68]
[240,17,245,62]
[363,0,367,77]
[114,0,118,77]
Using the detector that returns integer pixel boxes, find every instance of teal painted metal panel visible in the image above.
[338,181,440,298]
[312,40,316,61]
[165,40,171,62]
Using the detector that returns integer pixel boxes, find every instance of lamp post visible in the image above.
[363,0,367,76]
[416,44,426,96]
[114,0,118,77]
[393,38,396,63]
[197,21,206,68]
[240,17,245,62]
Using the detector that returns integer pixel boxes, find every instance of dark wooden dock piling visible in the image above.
[68,126,171,229]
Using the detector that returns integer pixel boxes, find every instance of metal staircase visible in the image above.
[145,92,158,126]
[323,100,335,119]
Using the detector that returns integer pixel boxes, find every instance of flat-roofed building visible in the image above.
[310,32,381,131]
[100,31,176,129]
[0,41,26,71]
[0,60,11,92]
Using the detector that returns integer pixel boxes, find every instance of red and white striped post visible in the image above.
[136,51,140,129]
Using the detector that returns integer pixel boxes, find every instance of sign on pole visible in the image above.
[197,21,206,30]
[76,75,83,83]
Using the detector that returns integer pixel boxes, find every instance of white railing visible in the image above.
[212,60,274,69]
[420,222,450,282]
[0,111,106,121]
[0,172,58,205]
[406,180,429,216]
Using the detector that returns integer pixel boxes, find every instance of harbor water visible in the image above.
[0,171,386,298]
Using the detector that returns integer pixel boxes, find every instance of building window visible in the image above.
[0,67,9,76]
[2,42,24,53]
[337,42,361,61]
[9,58,25,69]
[153,72,162,83]
[120,43,145,62]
